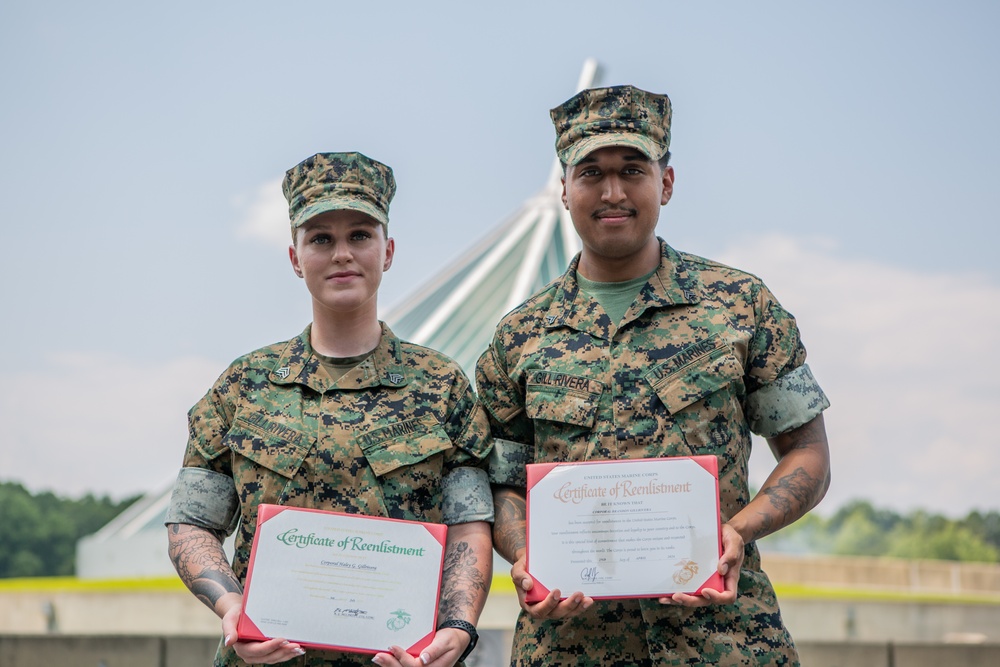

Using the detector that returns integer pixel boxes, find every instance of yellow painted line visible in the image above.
[2,576,997,606]
[490,575,518,594]
[487,578,1000,605]
[0,577,186,593]
[774,583,1000,606]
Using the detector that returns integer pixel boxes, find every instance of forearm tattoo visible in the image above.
[167,523,242,611]
[439,540,488,622]
[753,466,823,542]
[492,488,526,563]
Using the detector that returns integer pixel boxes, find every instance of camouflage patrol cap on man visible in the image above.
[282,151,396,229]
[551,85,672,166]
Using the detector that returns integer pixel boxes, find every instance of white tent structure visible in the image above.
[75,61,600,579]
[381,165,579,377]
[380,59,599,375]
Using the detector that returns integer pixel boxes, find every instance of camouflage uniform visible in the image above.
[476,240,829,666]
[169,324,492,666]
[166,152,493,667]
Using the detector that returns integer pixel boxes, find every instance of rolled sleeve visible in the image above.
[164,467,240,535]
[441,466,494,524]
[486,437,531,488]
[746,363,830,437]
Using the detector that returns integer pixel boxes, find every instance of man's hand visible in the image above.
[492,486,593,618]
[510,553,593,619]
[658,523,744,607]
[220,602,306,664]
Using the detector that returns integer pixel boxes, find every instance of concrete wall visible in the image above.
[3,587,1000,644]
[779,598,1000,644]
[797,642,1000,667]
[1,636,998,667]
[0,589,1000,648]
[762,553,1000,596]
[0,634,507,667]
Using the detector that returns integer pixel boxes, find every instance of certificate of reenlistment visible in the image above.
[236,504,446,656]
[525,456,723,602]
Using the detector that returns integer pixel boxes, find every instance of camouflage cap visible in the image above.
[282,151,396,229]
[550,85,672,166]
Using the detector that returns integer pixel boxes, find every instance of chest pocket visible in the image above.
[357,414,453,522]
[525,371,603,427]
[225,414,314,505]
[358,414,452,477]
[644,336,745,457]
[645,336,743,414]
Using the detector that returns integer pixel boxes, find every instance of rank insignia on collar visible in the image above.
[276,367,291,379]
[546,315,556,324]
[387,373,403,383]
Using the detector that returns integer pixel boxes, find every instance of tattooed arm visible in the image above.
[439,521,493,624]
[166,523,242,616]
[665,414,830,608]
[167,523,305,664]
[381,521,492,667]
[491,486,593,620]
[492,485,526,566]
[732,412,831,543]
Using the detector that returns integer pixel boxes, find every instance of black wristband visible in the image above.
[437,619,478,663]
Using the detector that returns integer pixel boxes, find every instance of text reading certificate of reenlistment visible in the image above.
[237,504,445,656]
[526,456,723,602]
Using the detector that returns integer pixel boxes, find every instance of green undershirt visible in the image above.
[315,348,376,381]
[576,267,658,326]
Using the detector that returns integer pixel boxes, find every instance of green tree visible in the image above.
[759,512,833,554]
[886,512,999,562]
[0,482,140,578]
[961,511,1000,553]
[758,500,1000,563]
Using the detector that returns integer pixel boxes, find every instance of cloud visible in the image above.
[2,233,996,519]
[0,352,223,501]
[233,177,288,247]
[718,235,1000,517]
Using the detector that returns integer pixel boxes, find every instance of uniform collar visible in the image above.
[543,238,702,337]
[269,323,409,393]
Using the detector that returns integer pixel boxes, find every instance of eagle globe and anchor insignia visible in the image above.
[672,559,699,585]
[386,608,412,631]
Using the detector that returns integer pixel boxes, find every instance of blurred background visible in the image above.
[1,1,998,665]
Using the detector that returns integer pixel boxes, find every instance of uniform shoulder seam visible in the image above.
[678,250,766,285]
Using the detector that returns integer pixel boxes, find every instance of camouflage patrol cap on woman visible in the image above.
[282,151,396,229]
[551,85,672,166]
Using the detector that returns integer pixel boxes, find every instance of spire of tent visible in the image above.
[383,60,602,376]
[75,62,603,578]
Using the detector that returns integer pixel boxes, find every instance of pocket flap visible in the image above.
[525,371,603,427]
[225,415,313,478]
[357,414,453,477]
[645,337,743,415]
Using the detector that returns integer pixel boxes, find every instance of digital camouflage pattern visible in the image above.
[476,239,829,666]
[166,467,239,535]
[282,151,396,230]
[551,85,672,166]
[175,324,493,667]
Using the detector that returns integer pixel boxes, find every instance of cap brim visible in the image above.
[560,133,667,166]
[290,198,388,229]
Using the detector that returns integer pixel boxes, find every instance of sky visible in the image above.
[1,1,998,519]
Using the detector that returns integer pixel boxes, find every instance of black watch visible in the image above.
[437,619,479,663]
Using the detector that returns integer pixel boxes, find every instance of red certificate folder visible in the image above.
[236,504,447,656]
[525,456,724,602]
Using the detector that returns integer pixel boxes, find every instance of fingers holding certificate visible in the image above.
[525,456,724,602]
[237,504,446,657]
